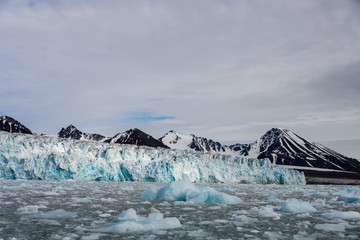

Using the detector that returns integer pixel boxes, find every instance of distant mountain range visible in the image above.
[1,115,359,172]
[58,125,169,149]
[159,129,360,172]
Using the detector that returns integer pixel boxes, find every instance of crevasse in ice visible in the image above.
[0,132,305,184]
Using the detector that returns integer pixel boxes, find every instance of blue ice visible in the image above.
[280,198,316,213]
[140,177,243,204]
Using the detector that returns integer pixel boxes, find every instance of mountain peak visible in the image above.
[257,128,360,172]
[0,115,32,134]
[111,128,169,149]
[159,130,227,153]
[58,125,107,142]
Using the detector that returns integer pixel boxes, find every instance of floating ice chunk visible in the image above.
[16,205,40,214]
[233,215,258,224]
[101,208,181,233]
[335,188,360,203]
[140,179,243,204]
[262,231,285,239]
[321,211,360,220]
[293,232,315,240]
[140,187,160,201]
[155,179,198,201]
[70,197,91,203]
[253,206,280,218]
[186,187,243,204]
[32,209,77,219]
[208,206,222,210]
[37,219,61,226]
[280,198,316,213]
[314,223,345,232]
[188,229,208,237]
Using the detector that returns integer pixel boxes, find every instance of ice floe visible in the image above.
[321,210,360,220]
[279,198,317,213]
[314,223,345,232]
[101,208,181,233]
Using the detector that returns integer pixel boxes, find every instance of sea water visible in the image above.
[1,180,359,239]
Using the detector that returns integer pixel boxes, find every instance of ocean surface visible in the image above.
[1,180,360,239]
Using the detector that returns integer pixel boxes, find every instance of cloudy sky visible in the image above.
[1,0,359,157]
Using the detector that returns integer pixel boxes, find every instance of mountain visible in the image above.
[58,125,109,142]
[58,126,169,149]
[252,128,360,172]
[159,130,228,153]
[0,115,32,134]
[159,128,360,172]
[107,128,169,149]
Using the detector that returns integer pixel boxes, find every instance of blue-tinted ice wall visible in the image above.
[0,132,305,184]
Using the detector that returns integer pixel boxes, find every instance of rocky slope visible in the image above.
[0,115,32,134]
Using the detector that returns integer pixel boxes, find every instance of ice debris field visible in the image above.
[1,180,360,239]
[0,132,305,184]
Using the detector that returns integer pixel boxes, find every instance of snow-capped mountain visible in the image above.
[159,130,229,153]
[58,125,109,142]
[58,126,169,149]
[159,128,360,172]
[0,115,32,134]
[107,128,169,149]
[252,128,360,172]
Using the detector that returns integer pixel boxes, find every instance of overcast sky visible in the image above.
[1,0,359,157]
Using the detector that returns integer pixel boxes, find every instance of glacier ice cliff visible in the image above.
[0,132,305,184]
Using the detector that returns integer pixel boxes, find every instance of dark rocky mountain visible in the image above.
[0,115,32,134]
[58,126,169,149]
[253,128,360,172]
[58,125,109,142]
[107,128,169,149]
[159,128,360,173]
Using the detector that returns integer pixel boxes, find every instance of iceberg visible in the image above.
[279,198,316,213]
[0,132,305,184]
[101,208,181,233]
[140,177,243,204]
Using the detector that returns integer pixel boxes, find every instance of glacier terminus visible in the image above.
[0,132,305,184]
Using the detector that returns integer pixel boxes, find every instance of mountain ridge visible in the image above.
[1,115,358,173]
[159,128,360,172]
[58,125,169,149]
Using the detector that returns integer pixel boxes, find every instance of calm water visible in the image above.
[0,180,359,239]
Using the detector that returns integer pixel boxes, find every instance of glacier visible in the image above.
[0,132,305,184]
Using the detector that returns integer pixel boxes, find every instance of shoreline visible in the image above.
[292,168,360,185]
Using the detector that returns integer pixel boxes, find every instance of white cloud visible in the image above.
[0,0,360,156]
